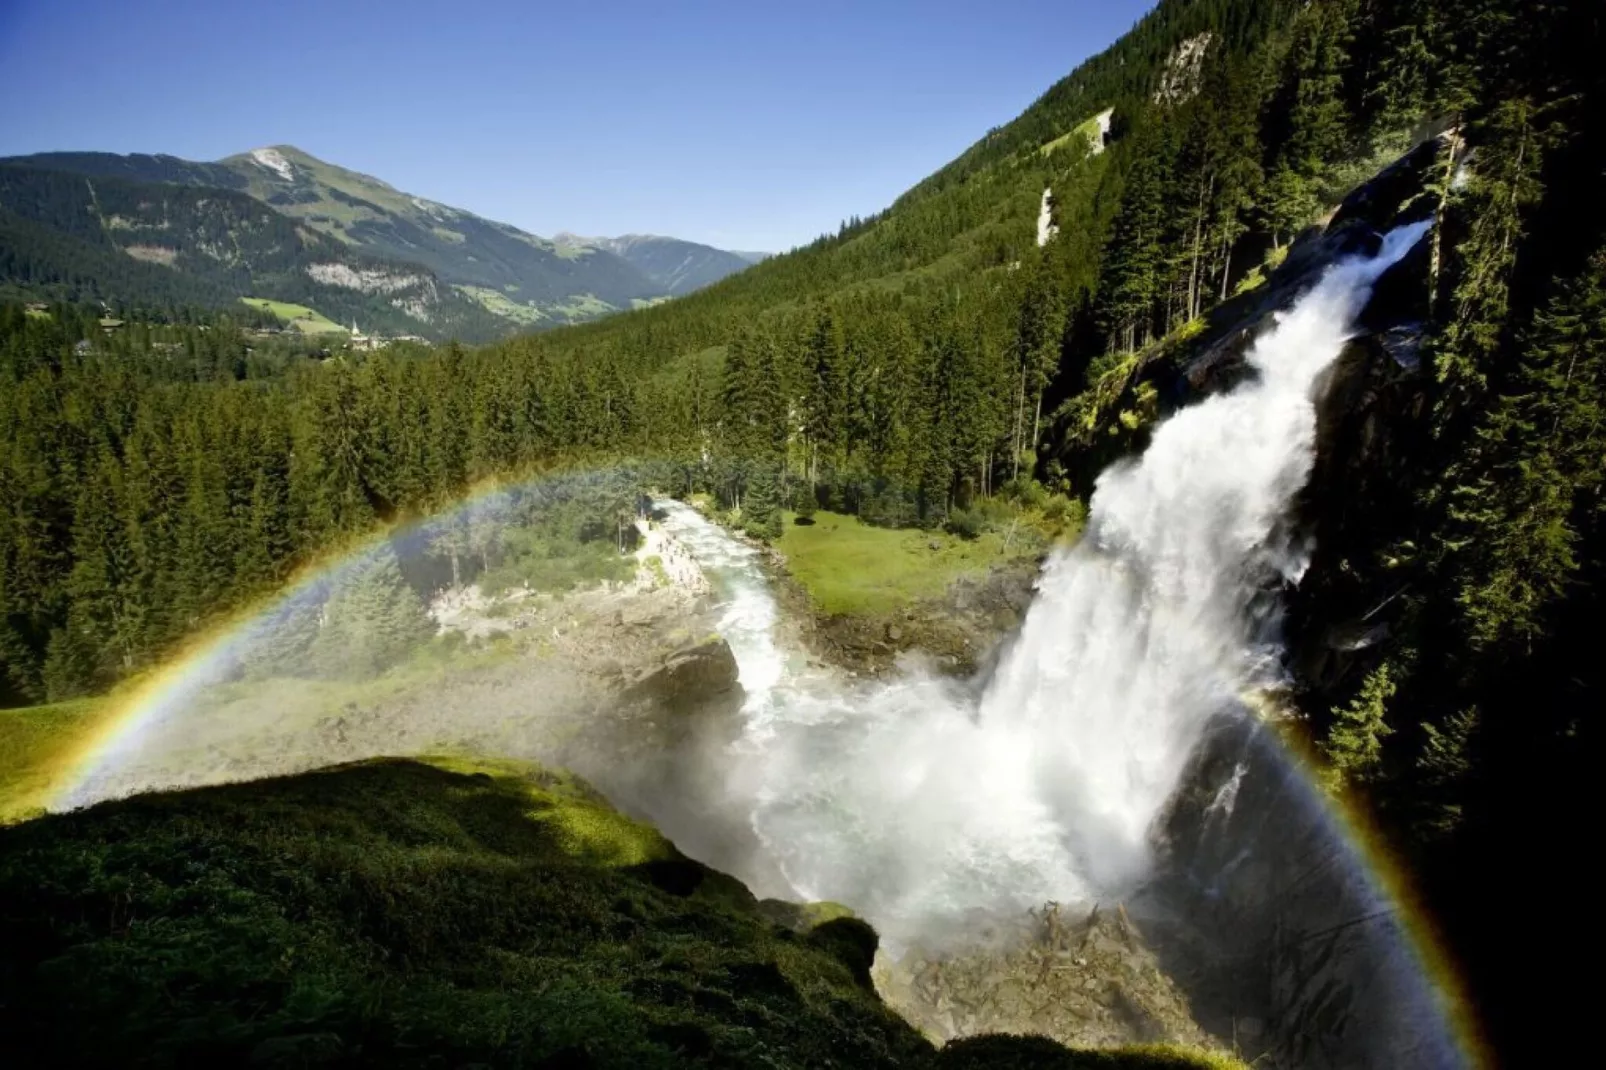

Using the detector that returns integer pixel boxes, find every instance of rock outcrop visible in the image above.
[876,903,1223,1055]
[782,560,1041,679]
[1145,714,1463,1070]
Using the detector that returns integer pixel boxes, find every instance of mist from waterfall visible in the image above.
[661,223,1431,947]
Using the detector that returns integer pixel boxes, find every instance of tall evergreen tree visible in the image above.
[1321,660,1397,794]
[315,547,433,679]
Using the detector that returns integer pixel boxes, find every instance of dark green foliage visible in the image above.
[742,463,785,542]
[0,759,931,1069]
[793,483,818,525]
[0,758,1229,1069]
[1446,247,1606,650]
[1260,0,1357,244]
[1320,660,1396,793]
[0,306,656,701]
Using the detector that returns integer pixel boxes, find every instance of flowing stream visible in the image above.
[656,223,1432,947]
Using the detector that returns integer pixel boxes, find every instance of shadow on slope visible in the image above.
[0,757,1238,1069]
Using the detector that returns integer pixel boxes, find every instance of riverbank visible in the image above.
[764,509,1045,677]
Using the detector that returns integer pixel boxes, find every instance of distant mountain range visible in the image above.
[0,145,763,340]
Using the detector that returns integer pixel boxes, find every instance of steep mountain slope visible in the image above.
[485,0,1307,364]
[583,233,761,296]
[5,146,758,325]
[0,164,506,340]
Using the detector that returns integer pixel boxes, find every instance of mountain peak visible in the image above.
[242,146,298,182]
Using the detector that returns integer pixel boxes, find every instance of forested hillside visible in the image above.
[5,146,760,329]
[0,165,508,340]
[1,0,1602,1057]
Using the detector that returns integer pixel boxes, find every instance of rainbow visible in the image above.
[33,478,1488,1068]
[43,470,548,811]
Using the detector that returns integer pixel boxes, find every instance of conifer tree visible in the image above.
[316,547,433,678]
[1321,660,1397,793]
[1099,123,1173,351]
[1262,0,1357,245]
[60,453,136,684]
[240,593,322,680]
[1429,98,1549,424]
[743,463,784,542]
[1442,247,1606,652]
[1415,707,1480,838]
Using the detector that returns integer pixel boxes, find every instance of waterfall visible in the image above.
[659,223,1431,946]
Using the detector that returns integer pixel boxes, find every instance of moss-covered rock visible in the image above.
[0,757,1243,1069]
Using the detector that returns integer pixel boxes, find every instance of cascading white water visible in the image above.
[654,500,787,704]
[660,224,1430,946]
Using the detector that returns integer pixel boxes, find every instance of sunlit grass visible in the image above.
[0,698,107,821]
[773,509,1035,616]
[240,296,348,334]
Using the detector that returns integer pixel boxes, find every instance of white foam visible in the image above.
[661,224,1432,945]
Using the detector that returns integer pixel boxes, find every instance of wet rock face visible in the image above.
[1285,166,1440,701]
[1150,137,1445,701]
[619,636,742,725]
[1148,716,1463,1070]
[1170,135,1446,405]
[569,636,767,888]
[1327,133,1448,233]
[1175,222,1384,398]
[874,902,1222,1056]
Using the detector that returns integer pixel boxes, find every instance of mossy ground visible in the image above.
[0,756,1243,1068]
[0,757,928,1068]
[0,698,107,821]
[772,509,1040,617]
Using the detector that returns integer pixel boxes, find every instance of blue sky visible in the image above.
[0,0,1154,252]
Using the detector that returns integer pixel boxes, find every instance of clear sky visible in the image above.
[0,0,1154,252]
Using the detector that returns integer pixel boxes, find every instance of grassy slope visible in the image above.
[774,510,1038,616]
[455,284,549,325]
[0,756,1238,1069]
[0,699,106,821]
[240,296,349,334]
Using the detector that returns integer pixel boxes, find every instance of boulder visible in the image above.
[620,636,741,724]
[875,900,1222,1055]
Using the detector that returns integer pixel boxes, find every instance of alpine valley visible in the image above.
[0,144,761,341]
[2,1,1603,1068]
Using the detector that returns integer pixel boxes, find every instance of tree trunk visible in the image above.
[1428,127,1462,318]
[1012,367,1026,480]
[1188,180,1209,321]
[1219,232,1234,302]
[1031,391,1045,464]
